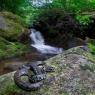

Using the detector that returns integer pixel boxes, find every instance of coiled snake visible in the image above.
[14,61,54,91]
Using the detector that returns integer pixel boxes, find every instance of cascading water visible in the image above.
[31,0,53,7]
[30,29,63,54]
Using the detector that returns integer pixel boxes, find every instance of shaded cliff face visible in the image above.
[0,46,95,95]
[0,11,31,59]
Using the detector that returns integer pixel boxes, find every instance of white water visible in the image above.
[30,29,63,54]
[31,0,53,7]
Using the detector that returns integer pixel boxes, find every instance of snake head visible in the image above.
[41,65,55,73]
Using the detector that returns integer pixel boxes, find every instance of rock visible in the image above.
[0,36,30,59]
[0,46,95,95]
[0,16,8,30]
[0,11,25,41]
[0,11,31,59]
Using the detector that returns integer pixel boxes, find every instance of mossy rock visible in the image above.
[0,11,25,41]
[0,11,31,59]
[0,46,95,95]
[0,11,25,25]
[0,36,30,59]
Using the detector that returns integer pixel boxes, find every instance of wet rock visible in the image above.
[0,46,95,95]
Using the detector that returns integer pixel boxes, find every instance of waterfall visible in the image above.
[30,29,63,54]
[31,0,53,7]
[30,29,45,45]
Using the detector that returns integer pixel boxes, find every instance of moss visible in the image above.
[0,21,23,41]
[0,11,26,27]
[88,43,95,55]
[85,38,95,55]
[0,37,30,59]
[0,12,25,41]
[0,11,31,59]
[0,84,22,95]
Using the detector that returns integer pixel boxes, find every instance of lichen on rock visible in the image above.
[0,46,95,95]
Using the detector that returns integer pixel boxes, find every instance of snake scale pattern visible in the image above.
[14,61,54,91]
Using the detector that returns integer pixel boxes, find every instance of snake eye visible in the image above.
[39,77,41,80]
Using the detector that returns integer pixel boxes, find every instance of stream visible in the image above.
[0,29,64,75]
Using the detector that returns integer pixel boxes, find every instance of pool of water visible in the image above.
[0,51,55,75]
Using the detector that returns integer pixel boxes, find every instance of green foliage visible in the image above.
[0,0,29,14]
[28,0,95,27]
[88,43,95,55]
[1,0,95,25]
[52,0,95,13]
[87,38,95,55]
[0,0,31,24]
[47,0,95,26]
[76,15,91,26]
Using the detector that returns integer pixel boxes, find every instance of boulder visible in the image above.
[0,11,25,41]
[0,46,95,95]
[0,11,31,59]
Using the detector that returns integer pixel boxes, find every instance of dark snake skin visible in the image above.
[14,61,54,91]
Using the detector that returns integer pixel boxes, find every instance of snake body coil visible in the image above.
[14,61,54,91]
